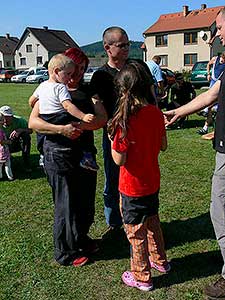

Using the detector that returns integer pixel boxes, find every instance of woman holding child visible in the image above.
[29,48,107,267]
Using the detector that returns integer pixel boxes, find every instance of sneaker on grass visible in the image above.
[122,271,153,292]
[72,256,89,267]
[150,259,171,273]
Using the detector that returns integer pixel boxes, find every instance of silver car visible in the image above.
[11,71,30,83]
[26,70,49,83]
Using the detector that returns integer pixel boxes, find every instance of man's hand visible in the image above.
[61,123,82,140]
[9,129,20,139]
[163,110,179,127]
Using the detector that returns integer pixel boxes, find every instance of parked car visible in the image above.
[190,61,209,88]
[11,70,30,83]
[0,70,16,82]
[26,70,49,83]
[83,67,99,83]
[161,68,176,87]
[27,66,47,75]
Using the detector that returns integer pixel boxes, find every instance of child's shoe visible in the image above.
[150,260,171,273]
[122,271,153,291]
[80,152,99,172]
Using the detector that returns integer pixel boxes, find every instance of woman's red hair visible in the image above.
[64,47,89,72]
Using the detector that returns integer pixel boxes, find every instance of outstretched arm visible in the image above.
[164,80,220,126]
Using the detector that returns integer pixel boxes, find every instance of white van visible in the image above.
[28,67,47,75]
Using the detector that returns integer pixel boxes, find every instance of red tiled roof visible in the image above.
[143,5,224,35]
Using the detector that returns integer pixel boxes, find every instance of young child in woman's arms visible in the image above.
[0,113,14,180]
[29,54,98,171]
[108,61,170,292]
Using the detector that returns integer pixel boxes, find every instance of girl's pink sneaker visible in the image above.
[150,260,171,273]
[122,271,153,291]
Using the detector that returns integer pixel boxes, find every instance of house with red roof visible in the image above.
[143,4,224,71]
[14,26,79,70]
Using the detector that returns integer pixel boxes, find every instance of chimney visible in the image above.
[201,4,207,10]
[43,26,48,31]
[183,5,189,17]
[6,33,10,39]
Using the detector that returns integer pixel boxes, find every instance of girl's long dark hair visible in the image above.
[108,60,155,140]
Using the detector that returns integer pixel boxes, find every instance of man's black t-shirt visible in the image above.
[89,64,119,119]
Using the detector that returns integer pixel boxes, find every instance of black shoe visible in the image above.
[197,128,208,135]
[204,277,225,299]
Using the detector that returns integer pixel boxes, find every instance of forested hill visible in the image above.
[81,41,143,59]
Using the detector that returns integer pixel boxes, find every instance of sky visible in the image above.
[1,1,224,46]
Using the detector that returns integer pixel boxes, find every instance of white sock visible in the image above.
[203,125,208,131]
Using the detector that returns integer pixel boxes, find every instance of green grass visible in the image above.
[0,84,219,300]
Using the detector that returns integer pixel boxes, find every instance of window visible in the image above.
[184,32,197,45]
[156,34,168,47]
[184,54,197,66]
[6,61,10,67]
[37,56,43,64]
[20,57,26,66]
[160,55,168,67]
[26,44,32,52]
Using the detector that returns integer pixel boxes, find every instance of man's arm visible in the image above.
[10,127,32,137]
[157,80,164,95]
[207,56,216,81]
[164,79,220,126]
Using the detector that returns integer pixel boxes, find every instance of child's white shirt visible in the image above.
[33,81,72,114]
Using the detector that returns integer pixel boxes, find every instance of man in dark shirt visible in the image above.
[170,73,196,107]
[167,73,196,127]
[164,8,225,299]
[90,27,130,232]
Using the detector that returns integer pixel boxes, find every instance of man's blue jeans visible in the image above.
[102,129,122,227]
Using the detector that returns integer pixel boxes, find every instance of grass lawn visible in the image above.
[0,83,220,300]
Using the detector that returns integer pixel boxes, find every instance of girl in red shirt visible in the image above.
[108,60,170,291]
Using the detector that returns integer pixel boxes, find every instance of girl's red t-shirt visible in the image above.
[112,104,165,197]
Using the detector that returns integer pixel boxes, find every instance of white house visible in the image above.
[0,34,19,69]
[143,4,224,71]
[14,26,79,70]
